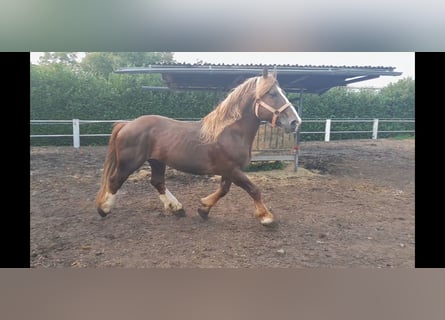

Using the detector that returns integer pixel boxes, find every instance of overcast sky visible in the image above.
[31,52,414,88]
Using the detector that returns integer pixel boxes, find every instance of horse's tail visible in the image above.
[95,122,126,209]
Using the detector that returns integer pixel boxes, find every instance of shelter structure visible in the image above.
[115,63,401,94]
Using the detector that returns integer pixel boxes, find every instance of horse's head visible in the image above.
[255,67,302,133]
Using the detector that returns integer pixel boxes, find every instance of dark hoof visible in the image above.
[197,208,209,220]
[97,208,108,217]
[173,208,186,218]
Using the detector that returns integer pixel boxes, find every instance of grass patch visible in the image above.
[244,161,285,172]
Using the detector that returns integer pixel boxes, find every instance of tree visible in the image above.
[379,77,415,118]
[111,52,174,67]
[80,52,115,80]
[39,52,79,66]
[80,52,174,80]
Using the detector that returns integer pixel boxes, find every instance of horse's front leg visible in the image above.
[149,160,185,217]
[198,176,232,220]
[231,168,275,226]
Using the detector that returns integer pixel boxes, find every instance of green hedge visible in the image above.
[31,63,414,146]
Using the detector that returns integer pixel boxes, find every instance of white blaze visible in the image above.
[278,87,302,129]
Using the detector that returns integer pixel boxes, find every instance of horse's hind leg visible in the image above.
[97,152,145,217]
[198,176,232,220]
[149,160,185,217]
[97,167,136,216]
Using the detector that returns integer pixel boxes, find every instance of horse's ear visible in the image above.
[262,66,268,78]
[272,66,277,78]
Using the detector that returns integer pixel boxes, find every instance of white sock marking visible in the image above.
[159,189,183,212]
[102,192,116,213]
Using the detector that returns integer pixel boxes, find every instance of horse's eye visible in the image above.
[268,91,277,97]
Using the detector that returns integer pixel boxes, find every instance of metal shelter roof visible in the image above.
[115,63,402,94]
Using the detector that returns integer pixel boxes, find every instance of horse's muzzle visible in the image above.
[290,120,299,132]
[280,119,300,133]
[291,120,301,132]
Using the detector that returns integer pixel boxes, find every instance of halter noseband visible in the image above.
[254,99,292,128]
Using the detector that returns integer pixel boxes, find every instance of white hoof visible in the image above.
[260,216,274,225]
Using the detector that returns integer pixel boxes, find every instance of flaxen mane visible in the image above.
[200,74,276,143]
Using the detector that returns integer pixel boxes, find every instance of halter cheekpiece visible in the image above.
[254,99,292,128]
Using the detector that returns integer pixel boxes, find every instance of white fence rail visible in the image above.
[305,118,416,142]
[30,118,415,148]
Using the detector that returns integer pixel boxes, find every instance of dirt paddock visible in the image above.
[30,138,414,268]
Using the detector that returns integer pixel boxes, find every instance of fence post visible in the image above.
[73,119,80,148]
[324,119,331,142]
[372,119,379,139]
[295,91,303,173]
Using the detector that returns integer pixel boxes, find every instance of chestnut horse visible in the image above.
[95,66,301,225]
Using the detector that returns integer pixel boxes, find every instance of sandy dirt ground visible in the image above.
[30,138,414,268]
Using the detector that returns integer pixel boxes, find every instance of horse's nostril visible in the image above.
[290,120,297,128]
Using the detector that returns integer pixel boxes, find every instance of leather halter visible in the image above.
[254,99,292,128]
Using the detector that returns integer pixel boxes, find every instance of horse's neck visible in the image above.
[236,103,261,146]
